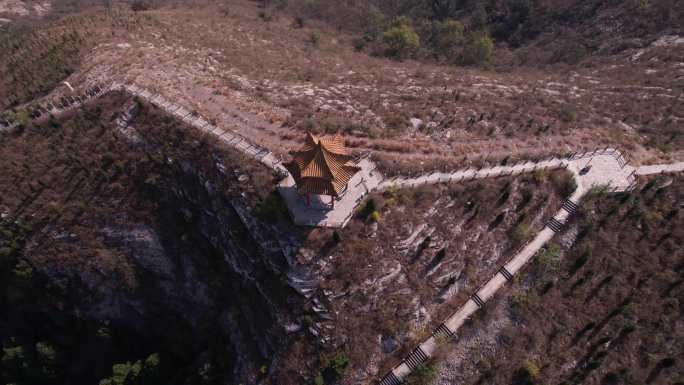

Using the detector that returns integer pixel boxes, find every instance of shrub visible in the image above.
[359,198,376,218]
[0,246,15,259]
[511,292,529,308]
[353,37,367,51]
[620,323,637,337]
[517,188,534,211]
[332,230,341,243]
[255,193,287,220]
[320,354,349,381]
[552,173,577,197]
[99,361,140,385]
[2,345,25,364]
[513,359,539,385]
[370,210,381,222]
[489,212,505,229]
[569,250,591,275]
[434,19,465,61]
[511,222,532,245]
[536,243,561,272]
[461,31,493,65]
[602,372,619,384]
[405,361,439,385]
[383,185,400,206]
[12,259,33,280]
[659,357,675,368]
[310,31,321,47]
[130,0,149,12]
[418,236,431,252]
[99,353,161,385]
[101,153,115,170]
[382,17,421,59]
[258,10,273,22]
[35,342,56,364]
[522,360,540,378]
[559,104,578,122]
[497,183,512,206]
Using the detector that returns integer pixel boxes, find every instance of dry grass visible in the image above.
[292,168,574,381]
[23,0,676,174]
[449,174,684,385]
[0,90,273,289]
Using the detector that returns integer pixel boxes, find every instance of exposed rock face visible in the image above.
[22,148,302,384]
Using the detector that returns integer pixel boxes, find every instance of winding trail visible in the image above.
[3,81,684,385]
[378,152,681,385]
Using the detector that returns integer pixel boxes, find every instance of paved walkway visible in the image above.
[636,162,684,175]
[118,83,289,175]
[375,158,566,192]
[2,80,684,384]
[376,148,636,193]
[0,84,110,132]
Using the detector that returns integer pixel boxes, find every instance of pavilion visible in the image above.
[284,132,361,208]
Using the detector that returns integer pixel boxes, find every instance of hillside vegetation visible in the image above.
[277,0,683,65]
[443,175,684,384]
[0,9,153,110]
[0,93,280,385]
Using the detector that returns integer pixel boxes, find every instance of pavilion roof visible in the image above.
[285,132,361,197]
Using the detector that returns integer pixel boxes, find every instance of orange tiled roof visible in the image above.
[285,132,361,197]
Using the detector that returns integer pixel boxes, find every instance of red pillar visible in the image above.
[306,193,311,207]
[330,195,335,209]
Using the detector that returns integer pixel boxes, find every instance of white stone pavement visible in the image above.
[375,158,567,192]
[375,148,639,193]
[636,162,684,175]
[278,157,384,227]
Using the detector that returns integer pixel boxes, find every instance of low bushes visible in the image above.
[316,354,349,384]
[99,353,161,385]
[382,17,421,59]
[405,361,439,385]
[460,32,494,65]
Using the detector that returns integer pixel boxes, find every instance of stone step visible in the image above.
[402,346,429,370]
[471,292,485,307]
[561,199,579,215]
[499,266,514,281]
[432,323,455,340]
[546,217,564,233]
[378,372,401,385]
